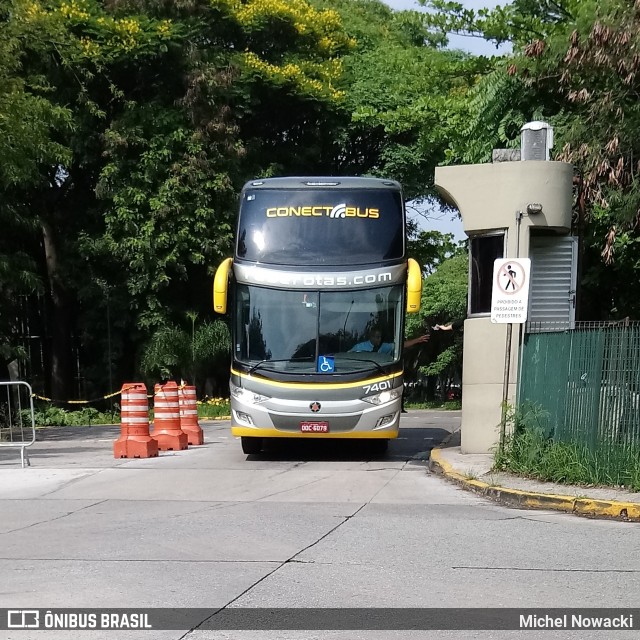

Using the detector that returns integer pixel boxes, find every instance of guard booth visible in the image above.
[434,122,577,453]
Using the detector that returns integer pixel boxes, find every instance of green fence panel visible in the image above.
[519,331,570,436]
[519,323,640,452]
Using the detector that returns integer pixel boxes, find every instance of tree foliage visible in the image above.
[16,0,625,396]
[0,2,70,375]
[0,0,358,394]
[422,0,640,320]
[404,252,468,385]
[318,0,493,198]
[407,227,458,276]
[419,0,581,48]
[512,0,640,317]
[140,318,230,392]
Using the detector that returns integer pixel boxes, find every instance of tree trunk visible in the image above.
[41,218,73,402]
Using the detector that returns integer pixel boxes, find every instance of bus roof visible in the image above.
[242,177,402,191]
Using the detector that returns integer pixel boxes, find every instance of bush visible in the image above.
[23,397,230,427]
[405,400,461,410]
[27,406,120,427]
[197,397,230,419]
[495,403,640,492]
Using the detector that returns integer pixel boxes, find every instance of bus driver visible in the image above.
[350,326,429,354]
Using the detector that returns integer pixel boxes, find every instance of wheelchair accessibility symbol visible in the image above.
[317,356,335,373]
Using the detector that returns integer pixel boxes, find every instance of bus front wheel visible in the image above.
[241,436,263,455]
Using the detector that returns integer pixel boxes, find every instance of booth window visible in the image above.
[469,233,505,315]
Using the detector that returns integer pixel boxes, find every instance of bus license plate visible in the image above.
[300,421,329,433]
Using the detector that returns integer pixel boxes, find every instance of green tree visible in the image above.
[405,252,468,398]
[408,226,458,275]
[0,0,191,397]
[419,0,581,48]
[0,0,501,399]
[314,0,493,198]
[1,0,354,397]
[422,0,640,320]
[0,1,74,380]
[140,319,230,393]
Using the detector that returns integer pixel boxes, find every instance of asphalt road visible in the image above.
[1,410,638,639]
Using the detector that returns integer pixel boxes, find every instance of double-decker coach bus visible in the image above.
[213,177,422,454]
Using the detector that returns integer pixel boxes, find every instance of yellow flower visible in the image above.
[79,36,100,57]
[242,52,342,102]
[58,0,90,20]
[157,20,172,37]
[24,2,44,19]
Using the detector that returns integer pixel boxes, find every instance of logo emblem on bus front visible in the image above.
[329,203,346,218]
[310,402,321,413]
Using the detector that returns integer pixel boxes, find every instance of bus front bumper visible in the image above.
[230,398,401,439]
[231,426,398,439]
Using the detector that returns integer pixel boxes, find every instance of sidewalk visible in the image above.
[430,430,640,522]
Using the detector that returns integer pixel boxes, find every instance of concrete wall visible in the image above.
[436,161,573,234]
[434,160,573,454]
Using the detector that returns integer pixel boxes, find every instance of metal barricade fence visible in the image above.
[0,381,36,467]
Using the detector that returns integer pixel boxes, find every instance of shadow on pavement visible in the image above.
[0,424,119,466]
[33,424,120,441]
[246,426,451,463]
[439,428,461,448]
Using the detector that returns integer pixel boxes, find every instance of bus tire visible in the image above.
[241,436,263,455]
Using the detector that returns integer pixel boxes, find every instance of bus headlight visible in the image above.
[230,382,270,404]
[362,388,401,406]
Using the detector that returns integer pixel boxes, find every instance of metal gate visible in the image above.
[0,381,36,467]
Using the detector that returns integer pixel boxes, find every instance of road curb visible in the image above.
[429,447,640,522]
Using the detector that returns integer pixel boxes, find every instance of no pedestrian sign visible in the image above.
[490,258,531,324]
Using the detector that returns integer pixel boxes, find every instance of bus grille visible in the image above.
[270,414,360,432]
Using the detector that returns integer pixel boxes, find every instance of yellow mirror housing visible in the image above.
[213,258,232,314]
[406,258,422,313]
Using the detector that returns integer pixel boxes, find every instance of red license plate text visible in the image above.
[300,421,329,433]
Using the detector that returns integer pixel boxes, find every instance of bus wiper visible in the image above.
[336,356,385,374]
[248,357,313,375]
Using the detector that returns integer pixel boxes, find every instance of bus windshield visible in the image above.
[236,188,404,266]
[234,284,405,373]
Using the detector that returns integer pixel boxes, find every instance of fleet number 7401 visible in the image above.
[363,380,392,395]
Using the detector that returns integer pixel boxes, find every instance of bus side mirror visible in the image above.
[406,258,422,314]
[213,257,233,314]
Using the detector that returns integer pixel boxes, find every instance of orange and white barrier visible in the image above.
[179,384,204,445]
[114,383,158,458]
[151,381,188,451]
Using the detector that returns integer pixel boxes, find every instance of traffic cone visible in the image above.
[151,381,188,451]
[179,384,204,445]
[114,383,158,458]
